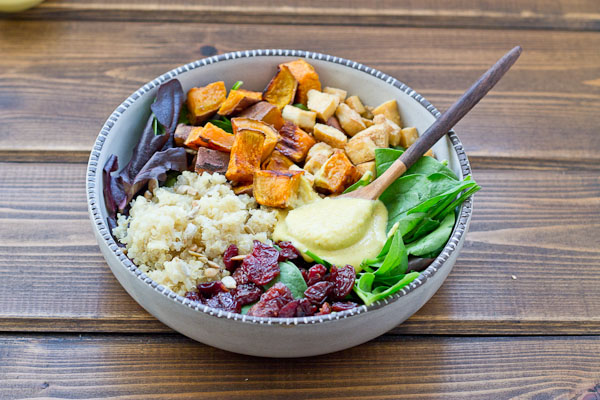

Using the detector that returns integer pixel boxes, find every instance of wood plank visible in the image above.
[1,20,600,161]
[1,334,600,399]
[8,0,600,31]
[0,160,598,334]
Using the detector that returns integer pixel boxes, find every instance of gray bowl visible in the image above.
[87,49,473,357]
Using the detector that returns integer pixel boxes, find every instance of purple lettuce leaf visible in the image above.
[103,154,127,217]
[151,79,185,150]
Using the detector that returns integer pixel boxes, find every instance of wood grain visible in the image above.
[1,20,600,161]
[8,0,600,31]
[1,334,600,399]
[0,160,598,334]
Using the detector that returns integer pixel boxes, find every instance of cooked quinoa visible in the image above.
[113,171,278,295]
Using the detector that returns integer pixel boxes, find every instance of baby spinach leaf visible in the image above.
[353,271,420,306]
[373,228,408,276]
[209,116,233,133]
[293,103,309,111]
[406,212,456,256]
[265,261,308,299]
[305,250,332,268]
[241,304,253,315]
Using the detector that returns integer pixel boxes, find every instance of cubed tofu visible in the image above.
[323,87,347,103]
[307,89,340,121]
[289,164,315,186]
[362,117,374,127]
[335,103,366,136]
[344,135,377,164]
[275,121,316,163]
[195,147,230,175]
[263,65,298,111]
[282,59,321,105]
[184,123,236,152]
[187,81,227,125]
[237,101,284,130]
[313,123,347,149]
[218,89,262,116]
[424,149,435,157]
[352,123,389,148]
[225,129,265,183]
[304,142,334,175]
[261,150,295,171]
[356,161,376,177]
[373,115,402,147]
[345,95,366,115]
[231,118,279,161]
[253,170,304,208]
[314,152,361,194]
[174,124,193,147]
[363,105,374,120]
[372,100,402,127]
[281,105,317,130]
[399,127,419,148]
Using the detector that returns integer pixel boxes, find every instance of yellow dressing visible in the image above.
[273,197,388,270]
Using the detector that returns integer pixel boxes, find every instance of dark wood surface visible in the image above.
[1,1,599,398]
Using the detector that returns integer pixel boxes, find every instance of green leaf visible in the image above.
[353,271,420,306]
[373,229,408,276]
[163,171,181,187]
[241,304,253,315]
[208,116,233,133]
[264,261,308,299]
[293,103,309,111]
[305,250,332,268]
[343,171,373,194]
[231,80,243,90]
[406,212,455,256]
[178,105,190,125]
[375,148,457,179]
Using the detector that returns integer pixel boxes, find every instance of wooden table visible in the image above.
[1,1,599,398]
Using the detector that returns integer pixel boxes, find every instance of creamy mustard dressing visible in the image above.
[273,197,388,270]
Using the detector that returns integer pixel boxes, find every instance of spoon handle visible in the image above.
[367,45,522,200]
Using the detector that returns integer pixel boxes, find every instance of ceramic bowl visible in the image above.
[87,49,473,357]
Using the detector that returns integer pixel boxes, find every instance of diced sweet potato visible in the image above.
[345,95,366,116]
[335,103,366,136]
[261,150,294,171]
[225,129,265,183]
[187,81,227,125]
[253,170,304,208]
[233,183,253,196]
[195,147,230,175]
[218,89,262,116]
[399,127,419,148]
[314,152,361,194]
[275,121,316,163]
[344,135,377,164]
[263,65,298,111]
[326,115,345,133]
[313,123,347,149]
[282,59,321,105]
[323,87,347,103]
[281,105,316,130]
[352,124,389,148]
[174,124,193,146]
[237,101,284,130]
[231,118,279,161]
[184,122,235,152]
[372,100,402,127]
[304,142,334,175]
[356,161,376,177]
[307,89,339,121]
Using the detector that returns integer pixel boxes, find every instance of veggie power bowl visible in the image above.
[87,49,476,357]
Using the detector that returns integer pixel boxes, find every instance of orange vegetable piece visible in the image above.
[282,59,321,105]
[261,150,294,171]
[238,101,284,130]
[194,147,230,175]
[263,65,298,111]
[218,89,262,116]
[233,183,253,196]
[184,122,235,152]
[231,118,279,161]
[314,152,361,194]
[253,170,304,208]
[187,81,227,125]
[225,129,265,183]
[275,121,316,163]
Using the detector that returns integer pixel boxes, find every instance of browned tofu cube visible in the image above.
[314,152,361,194]
[399,127,419,148]
[225,129,265,183]
[195,147,230,175]
[344,135,377,164]
[238,101,285,130]
[356,161,376,177]
[253,170,304,208]
[345,95,366,116]
[323,87,347,103]
[281,105,316,130]
[313,123,347,149]
[307,89,339,121]
[335,103,366,136]
[174,124,193,147]
[275,121,316,163]
[261,150,295,171]
[372,100,402,127]
[352,124,389,148]
[187,81,227,125]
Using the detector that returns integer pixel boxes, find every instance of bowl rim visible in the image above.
[87,49,473,326]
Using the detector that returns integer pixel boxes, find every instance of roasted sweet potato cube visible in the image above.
[187,81,227,125]
[307,89,339,121]
[225,129,265,183]
[335,103,366,136]
[313,123,347,149]
[304,142,334,175]
[231,118,279,161]
[282,59,322,105]
[356,161,376,177]
[314,152,361,194]
[184,123,235,152]
[263,65,298,111]
[399,127,419,148]
[344,135,377,164]
[195,147,230,175]
[372,100,402,127]
[174,124,193,147]
[233,183,253,196]
[218,89,262,116]
[261,150,294,171]
[275,121,316,163]
[253,170,304,208]
[237,101,284,130]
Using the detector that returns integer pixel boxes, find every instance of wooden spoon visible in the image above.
[341,46,522,200]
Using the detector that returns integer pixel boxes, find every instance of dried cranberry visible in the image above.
[232,266,250,285]
[277,241,300,261]
[296,299,317,316]
[184,291,201,302]
[247,301,280,317]
[307,264,327,286]
[316,302,332,315]
[304,281,334,304]
[223,244,239,272]
[197,281,227,297]
[278,300,300,318]
[300,268,309,284]
[331,265,356,300]
[204,291,241,313]
[331,302,358,312]
[243,241,280,285]
[247,283,294,317]
[233,283,262,306]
